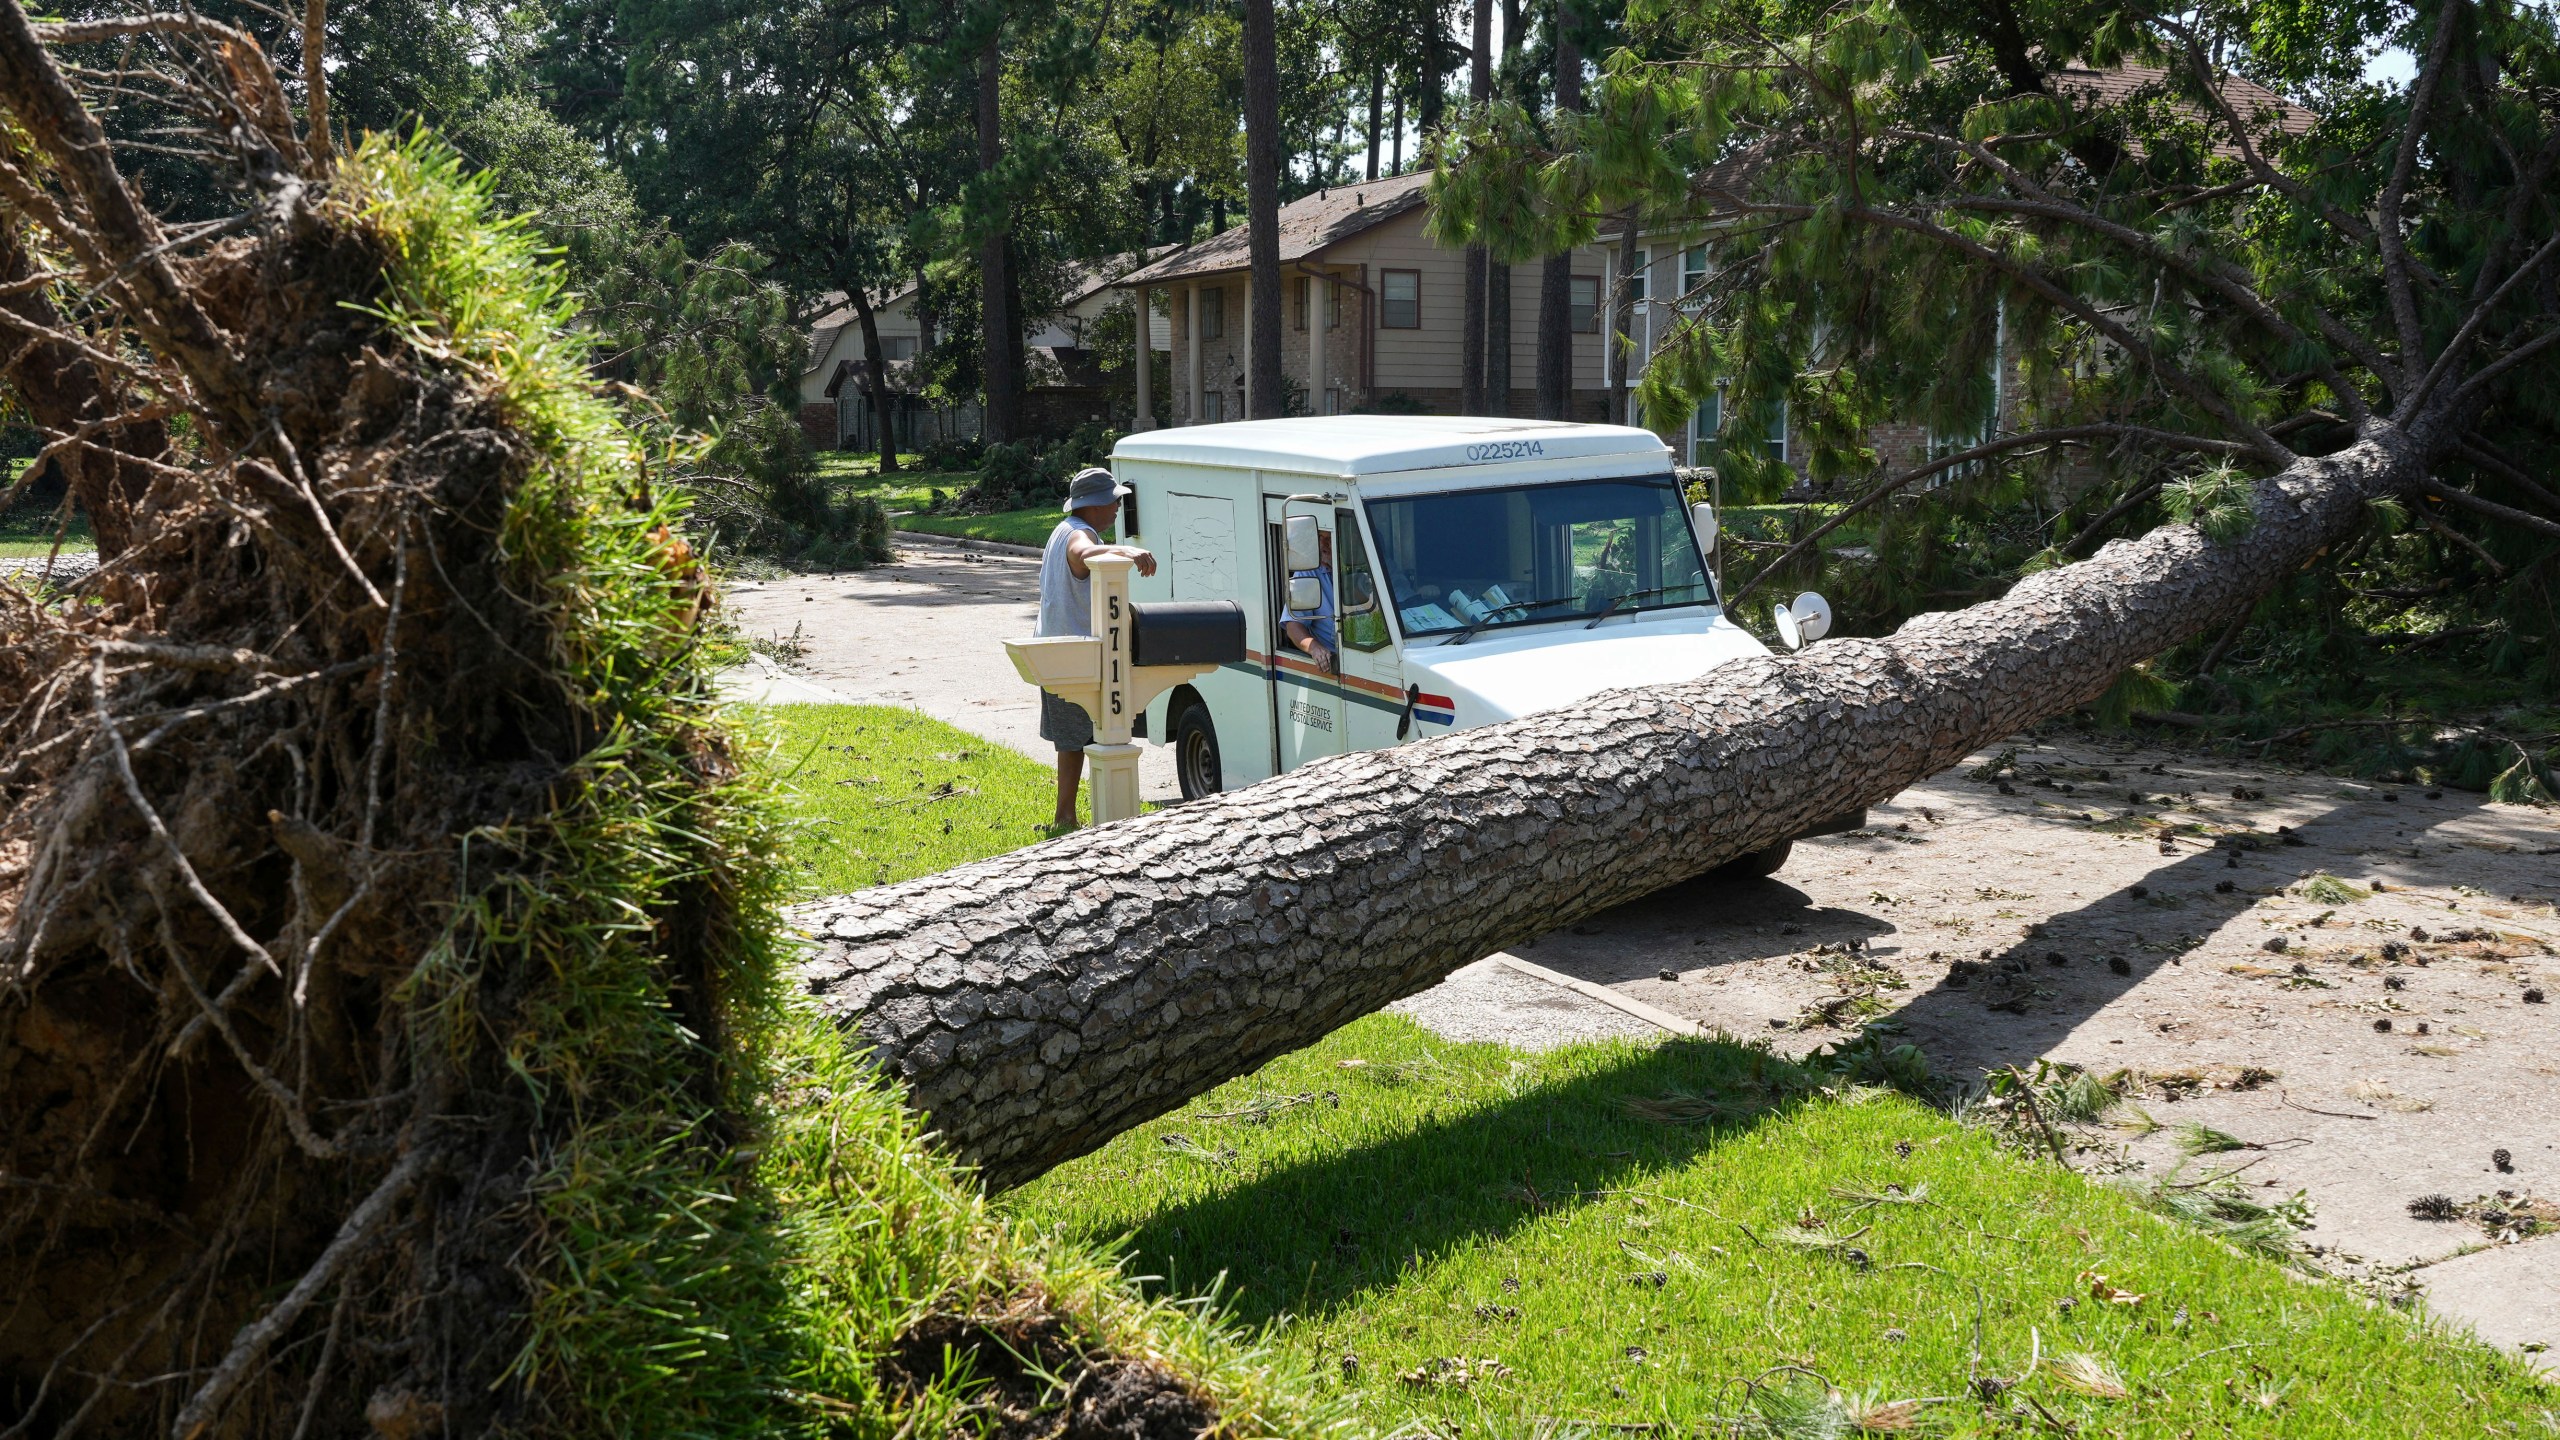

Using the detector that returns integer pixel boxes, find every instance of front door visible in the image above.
[1265,496,1347,774]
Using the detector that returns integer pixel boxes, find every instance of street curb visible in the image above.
[893,528,1044,560]
[1490,953,1707,1037]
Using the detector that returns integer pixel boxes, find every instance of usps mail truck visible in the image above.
[1112,416,1856,874]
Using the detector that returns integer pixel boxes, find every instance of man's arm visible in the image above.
[1065,527,1158,578]
[1281,619,1334,672]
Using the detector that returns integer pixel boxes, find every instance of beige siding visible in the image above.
[796,296,925,405]
[1333,211,1609,398]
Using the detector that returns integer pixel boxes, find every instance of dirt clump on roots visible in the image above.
[882,1303,1220,1440]
[0,18,730,1436]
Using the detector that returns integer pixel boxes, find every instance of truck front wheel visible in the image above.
[1174,705,1223,800]
[1718,839,1792,879]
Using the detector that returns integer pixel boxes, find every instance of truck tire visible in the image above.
[1174,705,1223,800]
[1718,839,1792,879]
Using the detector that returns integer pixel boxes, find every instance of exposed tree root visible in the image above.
[0,10,731,1435]
[882,1301,1222,1440]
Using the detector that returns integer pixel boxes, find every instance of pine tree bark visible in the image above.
[1535,3,1580,419]
[848,285,900,467]
[976,27,1022,443]
[798,426,2423,1189]
[1486,0,1517,413]
[1613,205,1640,425]
[1460,0,1491,414]
[1242,0,1282,418]
[1366,67,1383,180]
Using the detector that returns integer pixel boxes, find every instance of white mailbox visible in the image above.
[1005,555,1243,823]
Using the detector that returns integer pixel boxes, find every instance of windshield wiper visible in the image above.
[1583,585,1708,629]
[1445,594,1578,645]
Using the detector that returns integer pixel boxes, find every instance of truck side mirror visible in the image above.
[1772,591,1833,650]
[1288,574,1324,613]
[1284,514,1321,572]
[1690,502,1718,552]
[1342,570,1376,611]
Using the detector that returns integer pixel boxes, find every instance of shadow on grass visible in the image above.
[1063,804,2372,1331]
[1077,1033,1841,1329]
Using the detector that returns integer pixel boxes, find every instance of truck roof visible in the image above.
[1111,416,1673,480]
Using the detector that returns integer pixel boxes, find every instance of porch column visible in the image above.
[1132,286,1153,431]
[1308,269,1328,415]
[1186,281,1203,424]
[1601,247,1619,421]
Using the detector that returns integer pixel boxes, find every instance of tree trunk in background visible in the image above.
[1391,87,1404,172]
[1418,8,1443,139]
[1487,0,1519,415]
[914,266,936,354]
[1460,0,1491,414]
[1367,67,1382,179]
[799,429,2426,1188]
[848,285,900,468]
[1613,205,1640,426]
[975,29,1022,443]
[1535,4,1581,419]
[0,225,166,555]
[1242,0,1282,418]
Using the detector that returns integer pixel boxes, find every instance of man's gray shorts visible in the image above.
[1038,690,1094,753]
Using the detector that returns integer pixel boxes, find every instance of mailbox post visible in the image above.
[1081,554,1145,822]
[1003,555,1240,825]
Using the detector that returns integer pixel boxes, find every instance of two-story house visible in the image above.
[1116,171,1625,429]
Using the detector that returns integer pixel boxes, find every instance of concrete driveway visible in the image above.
[722,539,1184,803]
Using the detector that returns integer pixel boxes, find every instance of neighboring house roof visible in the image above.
[1118,170,1436,286]
[1058,246,1180,308]
[2047,63,2317,144]
[1027,345,1109,392]
[802,285,916,368]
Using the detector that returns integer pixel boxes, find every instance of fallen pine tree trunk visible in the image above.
[798,425,2423,1188]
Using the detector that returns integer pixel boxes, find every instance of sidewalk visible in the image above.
[718,540,1180,800]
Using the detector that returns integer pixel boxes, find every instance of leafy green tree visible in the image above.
[1437,0,2560,728]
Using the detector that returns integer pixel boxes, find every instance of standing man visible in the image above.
[1037,466,1157,830]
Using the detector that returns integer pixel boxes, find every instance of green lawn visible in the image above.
[751,701,2556,1437]
[892,508,1059,547]
[813,450,1055,549]
[747,703,1072,894]
[1,458,95,558]
[1005,1025,2553,1436]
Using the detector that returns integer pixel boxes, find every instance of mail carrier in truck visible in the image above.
[1112,416,1857,874]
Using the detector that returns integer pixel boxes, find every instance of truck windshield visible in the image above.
[1362,475,1714,640]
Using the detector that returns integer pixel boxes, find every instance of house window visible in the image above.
[1570,275,1601,334]
[1294,276,1340,330]
[1680,247,1709,307]
[1202,390,1224,423]
[1689,389,1787,463]
[882,335,916,361]
[1381,270,1420,329]
[1201,286,1225,340]
[1690,390,1720,457]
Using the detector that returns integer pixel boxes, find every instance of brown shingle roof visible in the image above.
[2047,63,2317,150]
[1118,170,1436,286]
